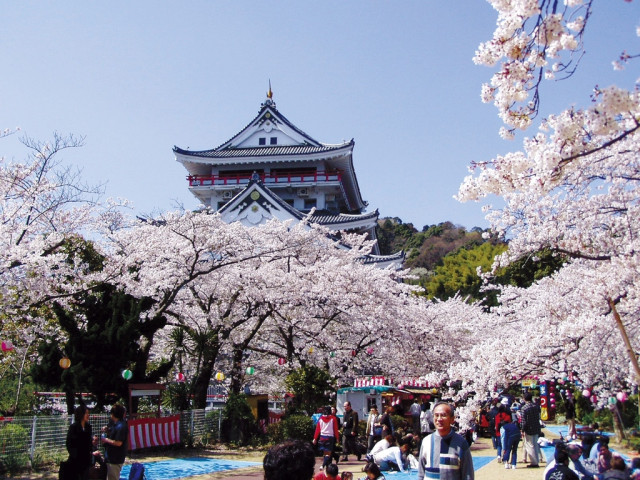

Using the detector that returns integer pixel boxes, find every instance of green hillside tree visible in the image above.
[31,283,172,413]
[424,242,508,303]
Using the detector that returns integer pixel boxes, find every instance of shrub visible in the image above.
[267,420,284,443]
[280,414,314,441]
[0,423,30,475]
[222,394,258,445]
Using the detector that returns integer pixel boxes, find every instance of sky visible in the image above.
[1,1,639,230]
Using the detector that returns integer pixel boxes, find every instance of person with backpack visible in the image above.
[494,403,511,462]
[101,404,128,480]
[500,416,521,469]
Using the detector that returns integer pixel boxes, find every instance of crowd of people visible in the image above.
[478,393,640,480]
[311,399,474,480]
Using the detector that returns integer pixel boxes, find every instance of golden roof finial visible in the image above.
[267,79,273,99]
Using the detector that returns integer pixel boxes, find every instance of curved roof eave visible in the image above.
[173,141,354,160]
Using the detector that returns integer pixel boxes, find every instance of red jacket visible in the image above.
[495,412,511,436]
[314,415,340,441]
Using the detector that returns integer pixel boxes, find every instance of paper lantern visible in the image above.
[308,347,314,354]
[616,392,628,402]
[59,357,71,369]
[351,350,357,357]
[277,357,286,366]
[590,395,598,403]
[608,397,617,405]
[366,347,374,355]
[122,369,133,380]
[431,388,438,394]
[246,366,255,375]
[215,372,225,382]
[329,352,335,358]
[175,372,185,382]
[582,389,591,398]
[1,340,14,352]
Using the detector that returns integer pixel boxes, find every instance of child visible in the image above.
[363,462,386,480]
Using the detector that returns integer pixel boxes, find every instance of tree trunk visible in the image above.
[608,298,640,433]
[192,348,217,409]
[229,346,245,395]
[611,404,625,443]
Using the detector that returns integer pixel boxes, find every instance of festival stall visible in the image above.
[127,383,180,450]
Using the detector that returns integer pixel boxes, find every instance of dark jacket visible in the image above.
[66,421,94,473]
[343,409,359,436]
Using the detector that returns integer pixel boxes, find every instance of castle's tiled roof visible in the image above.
[173,142,352,159]
[360,250,406,265]
[308,209,379,226]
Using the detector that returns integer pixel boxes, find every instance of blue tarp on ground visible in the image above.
[543,425,627,463]
[364,456,495,480]
[119,457,261,480]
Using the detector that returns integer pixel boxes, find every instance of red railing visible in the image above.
[187,170,342,187]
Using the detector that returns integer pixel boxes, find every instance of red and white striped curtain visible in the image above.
[128,415,180,450]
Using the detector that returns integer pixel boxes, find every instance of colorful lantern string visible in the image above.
[616,392,628,402]
[122,369,133,380]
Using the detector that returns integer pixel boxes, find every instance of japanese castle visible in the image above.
[174,89,403,268]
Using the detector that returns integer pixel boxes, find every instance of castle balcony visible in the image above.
[187,170,343,188]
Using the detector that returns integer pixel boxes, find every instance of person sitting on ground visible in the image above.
[314,463,341,480]
[264,439,316,480]
[363,462,386,480]
[545,443,580,480]
[371,438,411,473]
[598,443,613,475]
[589,433,608,462]
[603,455,630,480]
[544,443,594,480]
[368,434,396,459]
[629,457,640,480]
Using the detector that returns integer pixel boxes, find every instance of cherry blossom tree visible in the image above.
[0,132,105,413]
[100,210,425,406]
[455,0,640,423]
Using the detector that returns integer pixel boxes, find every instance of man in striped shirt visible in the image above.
[417,402,474,480]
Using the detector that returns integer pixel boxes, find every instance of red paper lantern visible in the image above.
[1,341,14,352]
[175,372,185,382]
[278,357,286,366]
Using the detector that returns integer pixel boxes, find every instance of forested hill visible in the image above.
[376,218,565,303]
[376,218,490,270]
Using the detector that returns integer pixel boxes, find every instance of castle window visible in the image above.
[270,137,277,145]
[303,198,317,210]
[259,137,266,145]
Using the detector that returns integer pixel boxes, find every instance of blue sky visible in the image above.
[1,1,638,230]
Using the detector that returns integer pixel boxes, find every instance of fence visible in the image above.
[0,409,223,468]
